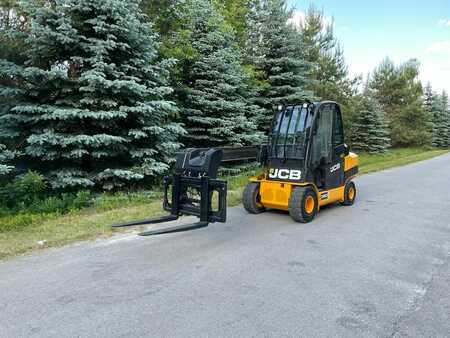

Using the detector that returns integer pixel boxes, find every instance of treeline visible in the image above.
[0,0,449,194]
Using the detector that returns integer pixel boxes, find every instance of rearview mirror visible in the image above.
[344,144,350,156]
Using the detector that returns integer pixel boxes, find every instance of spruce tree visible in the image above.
[176,0,262,147]
[0,0,28,63]
[0,143,14,176]
[429,91,449,148]
[351,93,391,153]
[0,0,27,110]
[445,92,450,148]
[246,0,313,130]
[439,91,450,147]
[424,82,437,147]
[425,84,445,148]
[0,0,184,190]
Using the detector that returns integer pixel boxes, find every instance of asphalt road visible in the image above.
[1,154,450,338]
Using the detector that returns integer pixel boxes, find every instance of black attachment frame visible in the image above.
[112,173,227,236]
[162,175,227,224]
[111,146,254,236]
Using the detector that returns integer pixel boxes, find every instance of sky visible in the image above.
[290,0,450,95]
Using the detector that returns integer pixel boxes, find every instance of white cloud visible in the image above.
[438,18,450,27]
[426,40,450,54]
[422,41,450,93]
[420,60,450,94]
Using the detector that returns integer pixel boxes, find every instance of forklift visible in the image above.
[112,100,358,235]
[243,101,358,223]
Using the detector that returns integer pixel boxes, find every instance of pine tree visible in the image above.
[0,0,184,190]
[246,0,313,130]
[213,0,252,46]
[298,6,355,103]
[141,0,179,35]
[351,93,391,153]
[297,6,359,139]
[176,0,262,147]
[370,58,430,147]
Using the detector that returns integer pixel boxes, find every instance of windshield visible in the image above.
[269,104,312,159]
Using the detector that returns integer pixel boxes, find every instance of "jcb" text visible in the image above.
[268,169,302,181]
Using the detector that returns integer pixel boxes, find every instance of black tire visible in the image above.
[242,183,265,214]
[340,181,356,206]
[288,186,318,223]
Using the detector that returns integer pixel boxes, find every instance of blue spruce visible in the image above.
[0,0,184,190]
[176,0,262,147]
[246,0,313,129]
[352,93,391,154]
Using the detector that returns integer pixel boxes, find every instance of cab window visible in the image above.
[333,105,344,146]
[310,104,333,165]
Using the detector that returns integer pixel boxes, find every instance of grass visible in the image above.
[358,147,449,174]
[0,147,448,260]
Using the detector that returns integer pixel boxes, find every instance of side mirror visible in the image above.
[344,144,350,156]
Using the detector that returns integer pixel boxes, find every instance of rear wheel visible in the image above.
[242,183,265,214]
[341,181,356,206]
[288,186,318,223]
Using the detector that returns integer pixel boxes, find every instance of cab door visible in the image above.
[329,103,346,189]
[309,103,345,190]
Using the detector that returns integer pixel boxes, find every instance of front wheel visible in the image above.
[288,186,318,223]
[340,181,356,206]
[242,183,265,214]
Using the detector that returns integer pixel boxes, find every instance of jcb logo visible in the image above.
[330,163,341,173]
[268,169,302,181]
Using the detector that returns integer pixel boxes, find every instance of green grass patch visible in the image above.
[358,147,449,174]
[0,147,448,260]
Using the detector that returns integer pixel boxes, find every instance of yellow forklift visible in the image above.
[112,101,358,235]
[243,101,358,223]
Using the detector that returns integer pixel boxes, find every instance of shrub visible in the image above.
[13,171,46,204]
[0,171,92,217]
[71,191,92,211]
[0,171,46,210]
[25,191,92,214]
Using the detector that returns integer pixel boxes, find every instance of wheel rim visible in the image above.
[348,186,355,200]
[304,195,315,214]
